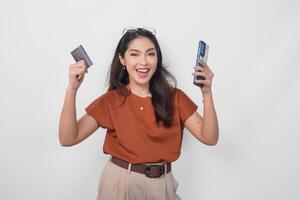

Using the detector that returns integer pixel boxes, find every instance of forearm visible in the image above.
[58,86,79,146]
[201,92,219,145]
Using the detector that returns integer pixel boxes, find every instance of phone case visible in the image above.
[193,40,209,87]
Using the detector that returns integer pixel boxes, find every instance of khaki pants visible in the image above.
[96,158,181,200]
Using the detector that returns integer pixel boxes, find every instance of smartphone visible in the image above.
[193,40,209,87]
[71,45,93,68]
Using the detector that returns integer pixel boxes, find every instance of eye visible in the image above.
[148,52,156,56]
[130,53,138,56]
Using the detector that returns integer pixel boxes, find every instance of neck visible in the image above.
[127,83,151,97]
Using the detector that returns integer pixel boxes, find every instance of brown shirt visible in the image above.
[85,88,198,164]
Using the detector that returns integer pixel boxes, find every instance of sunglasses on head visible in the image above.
[122,27,156,36]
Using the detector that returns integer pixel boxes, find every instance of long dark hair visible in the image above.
[107,28,177,127]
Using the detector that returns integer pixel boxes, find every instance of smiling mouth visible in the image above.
[136,68,150,78]
[136,68,150,73]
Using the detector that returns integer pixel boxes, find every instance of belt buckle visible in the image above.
[144,164,164,178]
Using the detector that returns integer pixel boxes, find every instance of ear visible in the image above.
[118,54,125,66]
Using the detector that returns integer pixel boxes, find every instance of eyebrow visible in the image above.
[128,48,156,53]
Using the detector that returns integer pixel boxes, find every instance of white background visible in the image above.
[1,0,299,199]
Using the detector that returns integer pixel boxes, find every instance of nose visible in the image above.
[139,54,148,66]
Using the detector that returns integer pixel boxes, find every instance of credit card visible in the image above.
[71,45,93,68]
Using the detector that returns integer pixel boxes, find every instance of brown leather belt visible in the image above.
[111,156,171,178]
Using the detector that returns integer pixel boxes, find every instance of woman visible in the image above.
[59,27,219,200]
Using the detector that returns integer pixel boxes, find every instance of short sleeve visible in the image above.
[177,89,198,123]
[85,94,113,129]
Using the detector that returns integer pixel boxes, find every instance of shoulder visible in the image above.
[96,89,126,106]
[170,87,187,99]
[101,89,120,99]
[171,87,196,106]
[169,87,183,106]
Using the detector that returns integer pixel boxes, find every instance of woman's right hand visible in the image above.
[68,60,88,91]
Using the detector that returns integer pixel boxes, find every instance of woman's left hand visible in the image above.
[192,60,215,95]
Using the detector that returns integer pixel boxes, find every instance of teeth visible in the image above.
[137,69,149,73]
